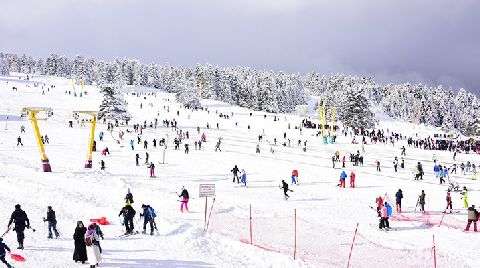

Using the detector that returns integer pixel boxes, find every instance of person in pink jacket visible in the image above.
[379,202,390,229]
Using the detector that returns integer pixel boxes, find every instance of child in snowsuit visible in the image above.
[0,238,12,268]
[338,171,347,188]
[240,170,247,186]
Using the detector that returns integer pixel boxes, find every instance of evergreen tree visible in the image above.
[98,85,131,121]
[340,86,375,129]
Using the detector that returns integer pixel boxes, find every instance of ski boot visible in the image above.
[17,243,24,250]
[150,230,154,236]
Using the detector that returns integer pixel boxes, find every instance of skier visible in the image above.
[445,190,453,213]
[145,152,149,164]
[240,169,247,187]
[461,187,469,208]
[184,143,189,154]
[393,157,398,172]
[231,165,240,183]
[16,136,23,146]
[433,163,439,178]
[85,223,102,268]
[148,162,155,178]
[375,195,383,216]
[331,156,336,168]
[118,205,136,234]
[281,180,290,199]
[140,204,156,235]
[73,221,87,264]
[256,144,260,153]
[291,170,299,185]
[143,140,148,149]
[215,140,221,152]
[43,206,59,239]
[439,166,446,184]
[342,155,346,168]
[400,146,406,156]
[0,238,12,268]
[375,160,381,172]
[338,171,347,188]
[135,153,141,166]
[349,171,355,188]
[129,140,134,150]
[178,187,189,213]
[418,190,426,213]
[379,202,390,230]
[395,189,403,212]
[465,205,479,232]
[7,204,30,249]
[20,125,25,133]
[400,158,405,169]
[99,131,104,141]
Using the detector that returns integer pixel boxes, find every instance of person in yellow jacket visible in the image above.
[461,187,468,208]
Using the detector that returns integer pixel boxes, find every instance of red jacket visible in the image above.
[376,197,383,208]
[350,172,355,180]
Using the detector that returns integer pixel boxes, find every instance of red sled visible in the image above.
[11,253,26,262]
[90,217,110,225]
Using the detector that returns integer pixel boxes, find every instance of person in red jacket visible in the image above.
[375,195,383,217]
[445,190,453,213]
[349,172,356,188]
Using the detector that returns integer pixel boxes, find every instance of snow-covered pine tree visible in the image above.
[176,70,201,109]
[98,85,131,122]
[340,86,375,130]
[0,54,9,75]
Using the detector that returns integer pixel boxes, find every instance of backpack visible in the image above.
[148,207,156,218]
[85,236,93,246]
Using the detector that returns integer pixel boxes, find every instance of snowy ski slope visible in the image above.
[0,74,479,268]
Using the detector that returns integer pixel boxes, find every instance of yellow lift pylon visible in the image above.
[317,104,336,144]
[74,111,98,168]
[22,107,53,172]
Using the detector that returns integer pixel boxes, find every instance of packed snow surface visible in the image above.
[0,74,479,268]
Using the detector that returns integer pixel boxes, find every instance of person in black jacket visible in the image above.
[395,189,403,212]
[43,206,60,239]
[73,221,87,264]
[281,180,290,199]
[231,165,240,183]
[118,205,136,234]
[0,238,12,268]
[178,187,189,213]
[7,204,30,249]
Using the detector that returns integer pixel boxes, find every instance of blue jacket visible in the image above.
[340,171,347,180]
[433,165,439,172]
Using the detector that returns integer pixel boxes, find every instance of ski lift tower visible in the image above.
[74,111,98,168]
[22,107,53,172]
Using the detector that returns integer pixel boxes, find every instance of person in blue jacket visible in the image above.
[433,164,439,178]
[338,171,347,188]
[240,169,247,186]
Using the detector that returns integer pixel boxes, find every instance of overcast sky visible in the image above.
[1,0,479,93]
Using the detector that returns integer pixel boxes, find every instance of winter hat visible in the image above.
[15,204,21,209]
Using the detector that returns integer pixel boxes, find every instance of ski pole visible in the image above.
[0,227,10,238]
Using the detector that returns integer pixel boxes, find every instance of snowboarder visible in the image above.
[16,136,23,146]
[418,190,426,213]
[135,153,141,166]
[461,187,469,208]
[118,205,136,234]
[338,171,347,188]
[148,162,155,178]
[43,206,59,239]
[231,165,240,183]
[85,223,102,268]
[240,169,247,186]
[73,221,87,264]
[281,180,290,199]
[140,205,156,235]
[349,171,355,188]
[0,238,12,268]
[395,189,403,212]
[465,205,479,232]
[178,187,189,213]
[7,204,30,249]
